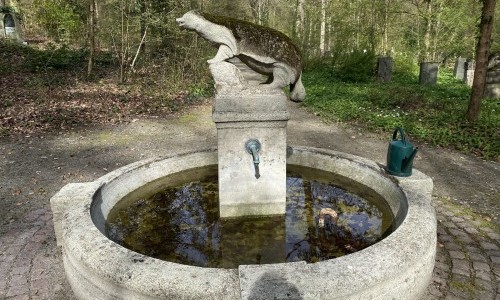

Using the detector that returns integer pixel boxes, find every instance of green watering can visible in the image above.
[386,127,418,177]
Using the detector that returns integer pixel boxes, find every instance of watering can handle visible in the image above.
[392,127,406,143]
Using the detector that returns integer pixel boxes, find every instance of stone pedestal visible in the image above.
[213,91,289,218]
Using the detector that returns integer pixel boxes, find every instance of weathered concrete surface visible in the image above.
[55,150,241,300]
[238,147,435,300]
[213,92,289,217]
[51,147,435,300]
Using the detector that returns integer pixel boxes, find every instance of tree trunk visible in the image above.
[139,0,147,53]
[382,0,389,54]
[249,0,267,25]
[319,0,327,56]
[306,17,313,58]
[120,0,128,83]
[295,0,305,39]
[467,0,496,122]
[422,0,432,61]
[87,0,96,77]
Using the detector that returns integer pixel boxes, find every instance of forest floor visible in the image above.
[0,101,499,299]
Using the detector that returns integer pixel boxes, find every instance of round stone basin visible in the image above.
[50,146,436,300]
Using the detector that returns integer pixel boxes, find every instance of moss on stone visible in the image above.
[449,280,478,293]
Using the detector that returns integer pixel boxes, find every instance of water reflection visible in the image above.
[106,166,393,268]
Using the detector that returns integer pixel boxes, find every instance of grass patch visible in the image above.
[302,65,500,161]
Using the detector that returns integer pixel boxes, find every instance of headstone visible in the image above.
[464,60,475,87]
[3,13,16,38]
[453,57,466,80]
[377,57,393,82]
[1,12,24,42]
[419,62,439,85]
[485,55,500,98]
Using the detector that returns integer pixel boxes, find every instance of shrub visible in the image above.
[392,54,419,84]
[25,44,87,72]
[333,49,376,83]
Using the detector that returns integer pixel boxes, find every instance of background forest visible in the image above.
[5,0,500,80]
[1,0,499,159]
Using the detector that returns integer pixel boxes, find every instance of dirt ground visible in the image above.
[0,101,499,299]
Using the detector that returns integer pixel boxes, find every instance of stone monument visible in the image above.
[0,9,24,42]
[176,10,305,217]
[419,62,439,85]
[377,56,393,82]
[453,57,466,81]
[464,60,475,87]
[486,53,500,98]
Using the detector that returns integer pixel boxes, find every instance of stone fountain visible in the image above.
[50,10,436,300]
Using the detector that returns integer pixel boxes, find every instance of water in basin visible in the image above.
[106,165,394,268]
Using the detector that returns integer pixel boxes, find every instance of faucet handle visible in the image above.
[245,139,261,162]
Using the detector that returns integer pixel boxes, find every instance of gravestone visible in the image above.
[486,54,500,98]
[377,57,393,82]
[0,12,24,42]
[464,60,475,87]
[453,57,466,80]
[419,62,439,85]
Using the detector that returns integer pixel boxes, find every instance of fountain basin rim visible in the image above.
[51,146,436,300]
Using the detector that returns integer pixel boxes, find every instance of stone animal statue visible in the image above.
[176,10,306,102]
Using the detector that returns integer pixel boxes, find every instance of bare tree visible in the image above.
[422,0,432,61]
[295,0,305,39]
[319,0,327,56]
[467,0,496,122]
[381,0,390,54]
[139,0,148,53]
[87,0,97,76]
[249,0,269,25]
[119,0,130,83]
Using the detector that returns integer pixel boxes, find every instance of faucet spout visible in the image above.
[245,139,262,179]
[253,163,261,179]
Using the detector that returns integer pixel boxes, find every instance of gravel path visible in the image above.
[0,102,499,299]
